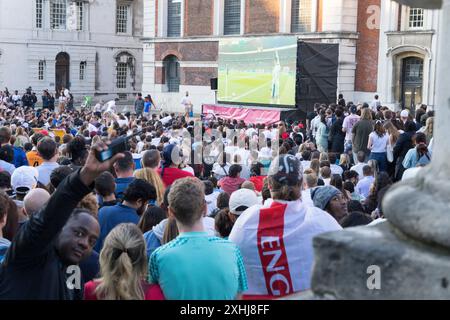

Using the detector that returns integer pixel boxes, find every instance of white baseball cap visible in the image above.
[229,189,259,215]
[11,166,39,194]
[400,110,409,118]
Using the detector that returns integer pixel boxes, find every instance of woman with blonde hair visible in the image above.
[418,117,433,145]
[14,127,30,148]
[134,168,166,206]
[319,152,329,163]
[84,223,164,300]
[339,153,351,172]
[310,159,320,177]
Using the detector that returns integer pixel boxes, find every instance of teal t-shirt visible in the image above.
[149,232,247,300]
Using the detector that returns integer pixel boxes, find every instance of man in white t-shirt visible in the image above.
[370,95,381,112]
[229,155,341,298]
[181,92,193,118]
[104,99,118,114]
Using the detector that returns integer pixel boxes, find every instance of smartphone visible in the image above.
[95,136,129,162]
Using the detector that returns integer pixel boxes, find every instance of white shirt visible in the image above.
[181,96,192,108]
[205,191,220,216]
[229,199,342,295]
[356,176,375,198]
[342,114,360,141]
[369,132,388,153]
[300,160,311,170]
[330,164,343,176]
[105,100,117,113]
[350,162,367,178]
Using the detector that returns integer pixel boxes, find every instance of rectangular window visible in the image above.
[38,61,45,80]
[76,1,83,31]
[116,63,127,89]
[79,62,86,80]
[167,0,182,37]
[36,0,43,29]
[51,0,67,30]
[408,8,424,29]
[291,0,312,33]
[116,5,129,33]
[223,0,241,35]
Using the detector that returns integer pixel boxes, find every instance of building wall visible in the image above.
[245,0,280,34]
[143,0,363,114]
[185,0,214,36]
[354,0,380,94]
[0,0,143,102]
[377,0,439,110]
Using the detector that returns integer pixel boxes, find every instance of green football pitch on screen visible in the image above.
[218,36,298,107]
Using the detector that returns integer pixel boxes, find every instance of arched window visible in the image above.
[115,52,136,90]
[163,55,180,92]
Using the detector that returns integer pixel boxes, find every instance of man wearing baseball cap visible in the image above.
[229,154,342,299]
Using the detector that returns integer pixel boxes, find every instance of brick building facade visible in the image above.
[142,0,383,114]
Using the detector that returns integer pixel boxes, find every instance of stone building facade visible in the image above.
[142,0,383,114]
[0,0,143,102]
[377,0,441,111]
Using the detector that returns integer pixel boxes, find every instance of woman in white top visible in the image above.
[367,120,389,172]
[58,90,66,114]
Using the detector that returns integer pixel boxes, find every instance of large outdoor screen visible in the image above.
[218,36,298,107]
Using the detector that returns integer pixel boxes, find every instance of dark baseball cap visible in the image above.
[268,154,303,186]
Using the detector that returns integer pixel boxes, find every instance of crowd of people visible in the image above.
[0,92,434,300]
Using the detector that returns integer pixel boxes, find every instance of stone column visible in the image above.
[310,0,450,299]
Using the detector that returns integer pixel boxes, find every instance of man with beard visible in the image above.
[0,141,124,299]
[94,179,156,252]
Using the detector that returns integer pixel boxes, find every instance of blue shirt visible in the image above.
[149,231,248,300]
[95,203,139,252]
[13,146,28,168]
[0,238,11,264]
[114,177,135,201]
[144,230,161,258]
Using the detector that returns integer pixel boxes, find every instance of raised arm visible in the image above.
[9,142,124,261]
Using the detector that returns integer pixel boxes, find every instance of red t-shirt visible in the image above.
[248,176,266,192]
[157,167,193,187]
[83,280,165,300]
[218,176,246,195]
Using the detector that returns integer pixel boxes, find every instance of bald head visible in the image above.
[24,188,51,216]
[142,149,161,169]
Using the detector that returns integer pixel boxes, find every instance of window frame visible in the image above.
[76,1,84,31]
[79,61,86,80]
[116,4,130,34]
[38,60,45,81]
[223,0,242,36]
[167,0,182,38]
[401,6,429,31]
[290,0,314,33]
[50,0,67,30]
[36,0,43,29]
[116,62,128,89]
